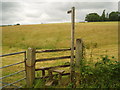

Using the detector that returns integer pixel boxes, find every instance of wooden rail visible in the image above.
[35,64,70,71]
[35,73,70,79]
[36,48,73,53]
[36,56,71,62]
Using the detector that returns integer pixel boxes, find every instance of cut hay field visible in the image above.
[1,22,118,88]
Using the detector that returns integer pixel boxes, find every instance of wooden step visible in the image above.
[45,80,54,86]
[52,70,65,74]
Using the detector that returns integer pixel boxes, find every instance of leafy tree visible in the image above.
[85,10,120,22]
[101,10,106,21]
[109,11,120,21]
[85,13,100,22]
[105,13,109,21]
[16,23,20,25]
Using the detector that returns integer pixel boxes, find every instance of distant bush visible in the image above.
[16,23,20,25]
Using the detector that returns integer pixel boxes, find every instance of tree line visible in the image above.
[1,23,20,27]
[85,10,120,22]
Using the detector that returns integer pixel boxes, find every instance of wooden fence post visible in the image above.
[75,39,83,68]
[25,48,36,88]
[75,39,83,84]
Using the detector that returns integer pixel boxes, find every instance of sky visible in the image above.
[0,0,119,25]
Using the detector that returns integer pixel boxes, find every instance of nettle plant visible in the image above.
[79,53,120,88]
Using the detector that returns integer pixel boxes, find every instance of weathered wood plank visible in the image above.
[36,56,71,62]
[36,48,71,53]
[45,80,54,86]
[36,47,76,53]
[48,70,53,80]
[35,73,70,79]
[35,64,70,71]
[52,70,65,74]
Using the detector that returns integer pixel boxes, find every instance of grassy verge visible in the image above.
[33,55,120,88]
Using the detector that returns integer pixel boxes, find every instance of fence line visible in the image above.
[0,48,72,88]
[25,47,73,87]
[0,42,117,88]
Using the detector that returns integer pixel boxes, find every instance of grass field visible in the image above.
[2,22,118,59]
[1,22,118,88]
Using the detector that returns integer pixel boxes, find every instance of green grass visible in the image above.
[1,22,118,88]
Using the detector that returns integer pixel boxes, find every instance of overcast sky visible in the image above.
[0,0,119,25]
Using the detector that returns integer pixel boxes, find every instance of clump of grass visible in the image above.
[34,79,45,88]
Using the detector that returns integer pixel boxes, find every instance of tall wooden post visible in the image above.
[26,48,36,88]
[67,6,75,87]
[70,7,75,84]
